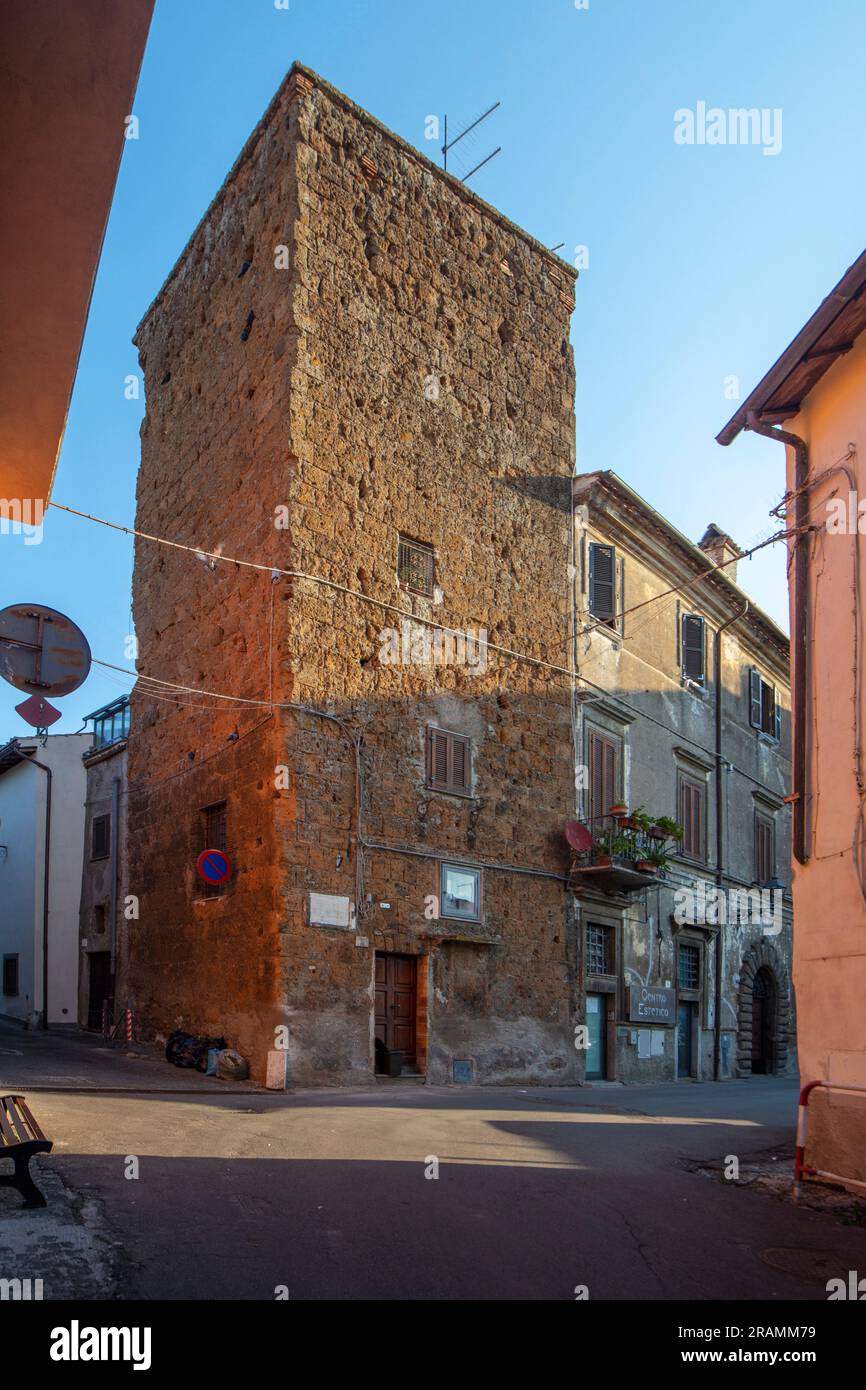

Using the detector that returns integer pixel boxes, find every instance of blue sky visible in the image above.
[3,0,866,735]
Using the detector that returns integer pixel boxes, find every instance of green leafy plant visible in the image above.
[653,816,683,840]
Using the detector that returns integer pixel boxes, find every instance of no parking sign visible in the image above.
[197,849,232,886]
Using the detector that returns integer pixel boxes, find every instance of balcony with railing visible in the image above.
[566,808,683,896]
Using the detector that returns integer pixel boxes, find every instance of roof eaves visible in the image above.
[717,244,866,447]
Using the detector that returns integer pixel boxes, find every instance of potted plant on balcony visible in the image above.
[608,802,628,819]
[651,815,682,841]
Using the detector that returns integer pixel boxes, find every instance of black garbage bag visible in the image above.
[166,1030,228,1071]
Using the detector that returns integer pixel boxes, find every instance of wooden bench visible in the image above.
[0,1094,52,1208]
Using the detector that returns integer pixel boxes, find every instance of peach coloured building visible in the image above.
[719,246,866,1191]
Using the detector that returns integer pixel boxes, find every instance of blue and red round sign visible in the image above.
[197,848,233,886]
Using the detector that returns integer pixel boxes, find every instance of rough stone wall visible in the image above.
[127,75,303,1069]
[127,65,579,1086]
[277,71,578,1085]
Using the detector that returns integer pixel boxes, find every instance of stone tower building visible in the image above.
[128,64,579,1085]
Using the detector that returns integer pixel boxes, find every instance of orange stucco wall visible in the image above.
[786,329,866,1187]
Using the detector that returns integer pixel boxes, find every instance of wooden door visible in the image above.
[87,952,112,1031]
[751,970,771,1074]
[374,954,417,1068]
[677,1001,693,1077]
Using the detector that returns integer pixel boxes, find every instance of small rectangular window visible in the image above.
[749,669,779,739]
[202,801,228,898]
[91,813,111,860]
[678,943,701,991]
[440,863,481,921]
[427,728,471,796]
[586,923,613,976]
[681,614,706,684]
[398,536,435,596]
[755,813,775,884]
[3,955,19,997]
[588,542,617,627]
[679,779,705,861]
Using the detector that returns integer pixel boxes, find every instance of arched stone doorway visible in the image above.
[737,942,791,1076]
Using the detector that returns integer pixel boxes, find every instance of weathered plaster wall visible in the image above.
[786,330,866,1185]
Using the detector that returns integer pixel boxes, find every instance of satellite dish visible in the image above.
[564,821,593,853]
[0,604,91,697]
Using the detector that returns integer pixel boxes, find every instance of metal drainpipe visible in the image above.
[25,752,52,1030]
[713,599,749,1081]
[746,411,811,864]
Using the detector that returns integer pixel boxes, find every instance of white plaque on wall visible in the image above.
[308,893,354,929]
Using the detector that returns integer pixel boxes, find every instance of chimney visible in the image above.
[698,524,744,584]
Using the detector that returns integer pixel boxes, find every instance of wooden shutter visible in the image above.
[749,668,763,728]
[680,781,704,860]
[682,614,705,682]
[427,728,470,794]
[589,543,616,625]
[773,701,782,742]
[756,816,774,883]
[450,735,469,793]
[588,730,618,822]
[617,555,625,635]
[92,814,110,860]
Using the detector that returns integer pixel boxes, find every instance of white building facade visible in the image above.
[0,733,92,1026]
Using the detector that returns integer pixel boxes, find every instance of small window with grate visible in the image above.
[398,535,435,596]
[678,943,701,991]
[202,801,228,898]
[427,727,471,796]
[91,813,111,861]
[586,923,613,976]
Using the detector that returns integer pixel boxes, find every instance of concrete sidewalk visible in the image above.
[0,1019,261,1094]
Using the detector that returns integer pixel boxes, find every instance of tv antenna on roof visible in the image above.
[442,101,501,183]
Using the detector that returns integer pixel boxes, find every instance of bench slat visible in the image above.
[13,1097,45,1143]
[0,1098,18,1147]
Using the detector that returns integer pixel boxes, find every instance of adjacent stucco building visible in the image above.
[719,245,866,1190]
[570,472,795,1084]
[0,733,92,1026]
[78,696,130,1032]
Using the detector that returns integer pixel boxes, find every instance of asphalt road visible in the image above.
[2,1024,865,1301]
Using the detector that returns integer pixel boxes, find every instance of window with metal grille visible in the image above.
[91,813,111,860]
[680,613,706,684]
[749,669,781,740]
[202,801,228,898]
[679,779,704,861]
[427,727,470,796]
[679,943,700,990]
[586,923,612,976]
[398,536,435,596]
[755,813,775,884]
[3,954,18,997]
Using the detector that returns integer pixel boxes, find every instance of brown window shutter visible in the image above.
[428,729,449,790]
[588,730,618,822]
[681,781,703,859]
[427,728,470,794]
[603,739,616,814]
[451,736,468,793]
